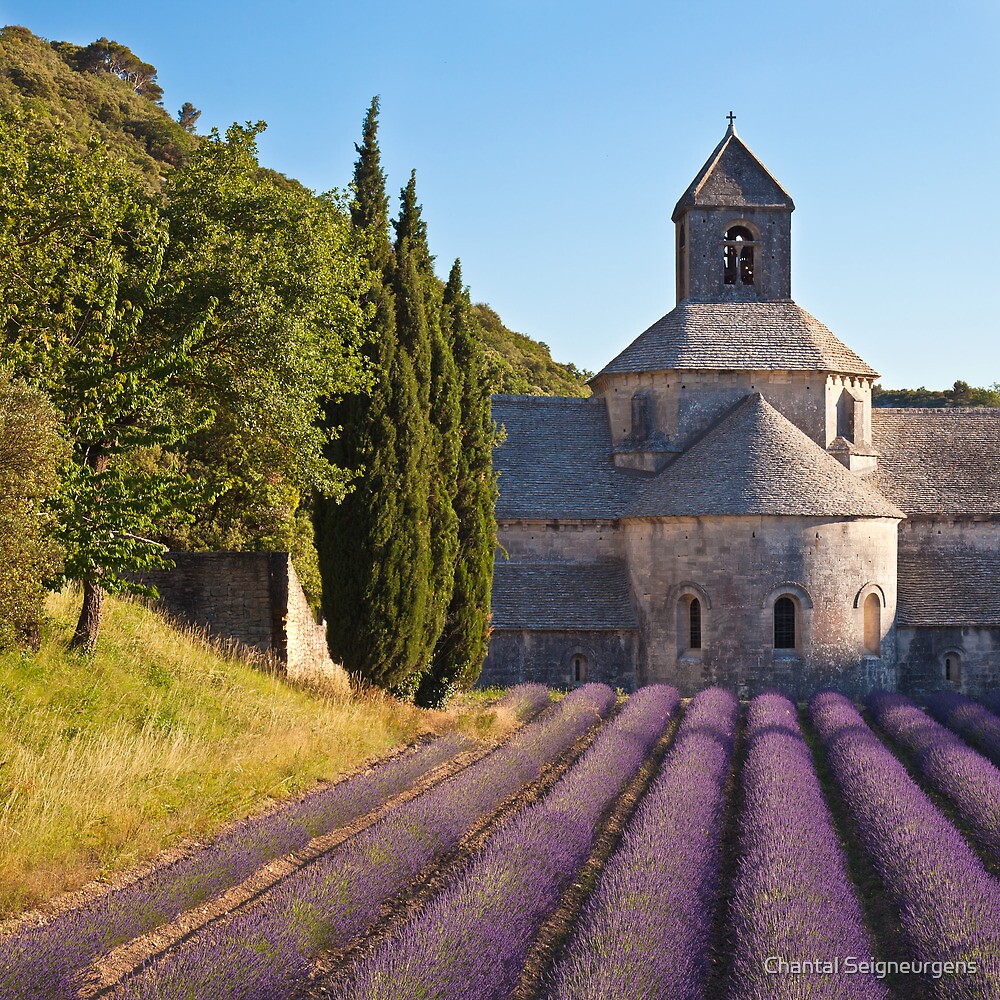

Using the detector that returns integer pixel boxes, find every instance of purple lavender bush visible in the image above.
[546,687,739,1000]
[333,684,681,1000]
[498,682,552,719]
[868,690,1000,862]
[926,690,1000,769]
[811,690,1000,999]
[727,692,886,1000]
[0,731,475,1000]
[113,683,617,1000]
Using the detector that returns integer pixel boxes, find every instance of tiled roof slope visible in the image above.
[897,548,1000,626]
[596,301,879,379]
[672,125,794,220]
[871,408,1000,516]
[490,560,638,630]
[492,395,634,519]
[629,394,904,519]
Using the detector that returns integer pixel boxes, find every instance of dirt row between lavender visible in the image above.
[83,697,583,998]
[305,703,622,998]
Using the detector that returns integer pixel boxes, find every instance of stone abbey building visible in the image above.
[481,122,1000,698]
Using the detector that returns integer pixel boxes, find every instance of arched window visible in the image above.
[572,653,588,683]
[723,225,755,286]
[863,592,881,655]
[689,598,702,650]
[774,596,796,649]
[944,653,961,684]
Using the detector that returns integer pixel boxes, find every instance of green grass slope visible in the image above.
[0,590,493,919]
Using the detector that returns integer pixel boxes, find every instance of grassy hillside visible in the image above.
[0,591,499,919]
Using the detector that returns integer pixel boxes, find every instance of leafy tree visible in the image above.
[74,37,163,102]
[0,110,209,650]
[0,373,67,648]
[150,122,367,564]
[316,97,432,690]
[419,261,498,705]
[177,102,201,133]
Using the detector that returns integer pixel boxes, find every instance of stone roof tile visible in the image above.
[596,301,878,379]
[628,394,905,518]
[490,560,638,631]
[492,395,636,519]
[871,408,1000,516]
[897,547,1000,626]
[672,125,794,220]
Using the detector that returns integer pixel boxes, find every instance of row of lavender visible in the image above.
[0,683,551,1000]
[813,691,1000,999]
[866,690,1000,862]
[334,684,682,1000]
[114,683,616,1000]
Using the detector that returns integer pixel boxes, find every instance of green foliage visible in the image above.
[0,26,194,183]
[0,375,67,648]
[0,109,208,626]
[872,380,1000,408]
[177,101,201,133]
[419,262,498,706]
[150,122,368,553]
[71,37,164,102]
[470,302,591,396]
[317,98,432,691]
[394,172,458,676]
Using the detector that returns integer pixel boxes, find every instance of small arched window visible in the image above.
[689,598,702,650]
[774,596,796,649]
[723,225,755,286]
[572,653,588,683]
[944,653,961,684]
[863,593,881,655]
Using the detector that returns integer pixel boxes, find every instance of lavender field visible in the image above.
[3,683,1000,1000]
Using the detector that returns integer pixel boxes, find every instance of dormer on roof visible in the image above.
[673,117,794,304]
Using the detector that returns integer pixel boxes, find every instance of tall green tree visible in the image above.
[316,98,432,690]
[0,374,67,648]
[0,110,210,650]
[419,261,498,704]
[393,172,460,684]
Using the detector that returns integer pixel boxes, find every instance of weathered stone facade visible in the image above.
[481,122,1000,700]
[135,551,349,692]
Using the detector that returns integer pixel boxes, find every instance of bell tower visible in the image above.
[673,116,795,304]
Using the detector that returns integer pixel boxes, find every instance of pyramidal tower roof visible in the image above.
[671,121,794,222]
[596,300,879,378]
[629,394,904,519]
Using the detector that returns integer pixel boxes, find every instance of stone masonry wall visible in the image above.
[135,552,348,691]
[623,514,899,699]
[480,630,638,690]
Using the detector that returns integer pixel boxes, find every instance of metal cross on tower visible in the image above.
[726,112,736,127]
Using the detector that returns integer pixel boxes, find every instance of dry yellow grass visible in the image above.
[0,590,495,919]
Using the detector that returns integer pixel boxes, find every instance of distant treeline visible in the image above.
[872,381,1000,408]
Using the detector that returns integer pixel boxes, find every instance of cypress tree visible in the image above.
[394,174,461,695]
[419,260,498,705]
[316,97,430,689]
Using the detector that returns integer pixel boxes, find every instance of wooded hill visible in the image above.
[0,25,588,397]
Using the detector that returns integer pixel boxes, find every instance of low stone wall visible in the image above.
[135,551,348,693]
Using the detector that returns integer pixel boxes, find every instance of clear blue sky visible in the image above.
[3,0,998,389]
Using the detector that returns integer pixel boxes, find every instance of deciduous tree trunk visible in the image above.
[71,582,105,652]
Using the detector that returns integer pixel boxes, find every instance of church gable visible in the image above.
[672,125,794,219]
